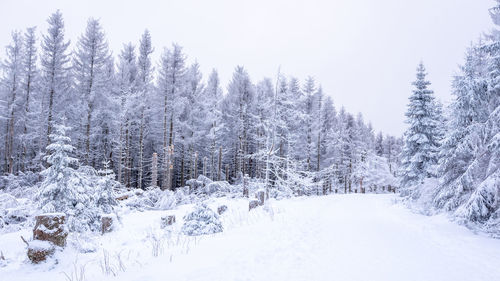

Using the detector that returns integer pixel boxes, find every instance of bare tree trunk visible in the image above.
[138,111,144,189]
[166,145,174,190]
[180,142,185,187]
[125,121,130,187]
[46,87,54,148]
[162,95,168,189]
[164,115,174,190]
[203,156,207,176]
[85,107,91,165]
[118,123,123,184]
[5,74,19,174]
[151,152,158,187]
[218,146,222,181]
[317,132,321,172]
[4,124,9,174]
[194,151,198,179]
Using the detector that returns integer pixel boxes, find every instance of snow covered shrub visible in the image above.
[269,184,293,200]
[121,188,173,210]
[205,181,232,197]
[186,175,210,194]
[0,193,18,209]
[0,172,40,199]
[155,190,177,210]
[181,203,223,236]
[123,190,155,210]
[0,194,37,232]
[174,187,198,205]
[95,161,119,214]
[144,187,163,205]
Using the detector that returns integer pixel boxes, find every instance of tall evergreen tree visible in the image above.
[136,30,154,189]
[40,10,71,152]
[1,31,23,174]
[73,18,112,166]
[19,27,40,172]
[399,62,442,195]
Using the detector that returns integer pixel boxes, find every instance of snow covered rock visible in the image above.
[27,240,55,264]
[33,213,68,247]
[181,203,223,236]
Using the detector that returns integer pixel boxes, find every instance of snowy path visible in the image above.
[124,194,500,281]
[1,194,500,281]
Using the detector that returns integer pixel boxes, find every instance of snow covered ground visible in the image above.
[1,194,500,281]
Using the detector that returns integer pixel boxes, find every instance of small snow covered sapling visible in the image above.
[96,160,118,214]
[36,124,99,232]
[181,203,223,236]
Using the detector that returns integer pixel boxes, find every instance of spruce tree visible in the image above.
[37,124,97,232]
[399,62,442,194]
[40,10,70,150]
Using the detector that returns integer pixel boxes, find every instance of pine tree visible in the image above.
[221,66,255,181]
[37,124,98,232]
[73,18,112,166]
[136,30,154,189]
[203,69,223,180]
[375,132,384,156]
[303,76,316,171]
[399,62,442,195]
[116,43,137,187]
[40,10,71,152]
[157,43,186,189]
[1,31,23,174]
[19,27,40,172]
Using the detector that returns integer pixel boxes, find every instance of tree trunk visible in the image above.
[151,152,158,187]
[218,146,222,181]
[138,111,144,189]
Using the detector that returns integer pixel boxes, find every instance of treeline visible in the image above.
[400,2,500,231]
[0,10,400,191]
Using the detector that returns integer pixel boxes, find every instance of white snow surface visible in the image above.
[1,194,500,281]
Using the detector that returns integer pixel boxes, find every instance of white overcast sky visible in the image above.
[0,0,494,136]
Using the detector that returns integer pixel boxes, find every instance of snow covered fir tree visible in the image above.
[399,62,443,197]
[0,1,499,280]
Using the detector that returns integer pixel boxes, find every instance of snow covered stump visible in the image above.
[161,215,176,228]
[255,190,265,206]
[27,213,67,263]
[217,205,228,215]
[249,200,260,211]
[33,213,68,247]
[101,214,115,234]
[27,240,55,264]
